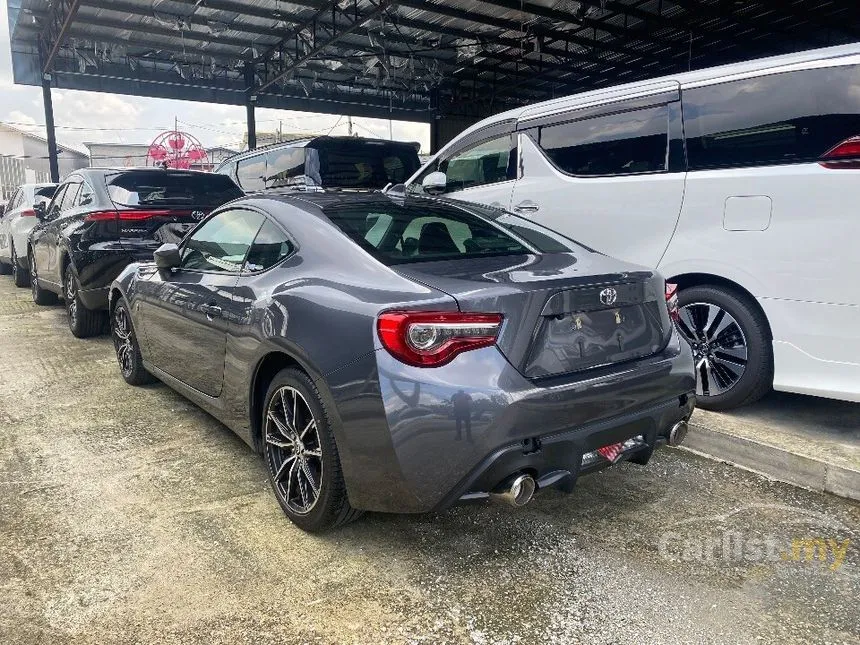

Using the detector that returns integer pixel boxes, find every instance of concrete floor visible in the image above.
[1,278,858,645]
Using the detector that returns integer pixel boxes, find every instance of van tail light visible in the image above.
[820,136,860,169]
[665,282,680,323]
[20,208,36,217]
[377,311,503,367]
[85,209,185,222]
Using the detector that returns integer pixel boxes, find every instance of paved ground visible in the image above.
[1,277,858,645]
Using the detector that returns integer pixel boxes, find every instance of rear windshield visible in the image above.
[309,141,421,189]
[324,200,536,265]
[107,171,243,208]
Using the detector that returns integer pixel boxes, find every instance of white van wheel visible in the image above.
[676,285,772,410]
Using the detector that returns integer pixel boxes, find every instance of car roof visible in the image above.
[438,42,860,155]
[218,135,421,166]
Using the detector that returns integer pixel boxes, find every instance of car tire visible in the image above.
[29,250,58,306]
[65,265,106,338]
[11,244,29,288]
[263,368,362,532]
[111,297,156,386]
[676,284,773,411]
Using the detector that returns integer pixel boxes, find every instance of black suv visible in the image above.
[215,136,421,192]
[28,168,243,337]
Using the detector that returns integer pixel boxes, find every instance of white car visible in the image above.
[0,183,58,287]
[406,43,860,410]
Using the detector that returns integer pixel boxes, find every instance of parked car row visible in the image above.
[0,156,694,532]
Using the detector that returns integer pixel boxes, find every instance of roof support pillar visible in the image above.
[244,64,257,151]
[41,74,60,183]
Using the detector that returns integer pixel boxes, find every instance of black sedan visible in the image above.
[27,168,243,337]
[109,192,696,532]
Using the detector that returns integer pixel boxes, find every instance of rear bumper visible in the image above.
[433,393,694,511]
[72,246,153,310]
[330,330,696,513]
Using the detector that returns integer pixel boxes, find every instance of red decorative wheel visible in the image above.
[147,130,209,169]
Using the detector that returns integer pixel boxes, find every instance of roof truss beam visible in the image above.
[39,0,83,73]
[254,0,389,94]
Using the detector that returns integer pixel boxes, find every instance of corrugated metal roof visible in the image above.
[8,0,860,122]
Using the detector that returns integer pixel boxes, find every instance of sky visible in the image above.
[0,3,430,157]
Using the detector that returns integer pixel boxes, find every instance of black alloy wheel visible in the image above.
[676,285,772,410]
[111,298,156,385]
[263,368,362,532]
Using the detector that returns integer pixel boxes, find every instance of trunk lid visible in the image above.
[394,251,671,379]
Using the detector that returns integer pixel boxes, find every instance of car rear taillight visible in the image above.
[820,136,860,169]
[85,209,188,222]
[665,282,680,323]
[377,311,503,367]
[20,208,36,217]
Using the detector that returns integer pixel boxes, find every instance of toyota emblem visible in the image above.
[599,287,618,306]
[191,210,206,221]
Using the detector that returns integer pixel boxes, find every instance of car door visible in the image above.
[42,181,84,285]
[408,125,518,210]
[32,183,70,287]
[509,95,686,268]
[136,207,266,397]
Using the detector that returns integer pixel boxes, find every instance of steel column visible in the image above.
[41,75,60,183]
[244,65,257,151]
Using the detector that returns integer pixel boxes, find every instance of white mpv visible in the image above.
[406,43,860,410]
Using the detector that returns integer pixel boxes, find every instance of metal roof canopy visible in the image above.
[8,1,860,129]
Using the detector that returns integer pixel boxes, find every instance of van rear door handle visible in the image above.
[513,200,540,213]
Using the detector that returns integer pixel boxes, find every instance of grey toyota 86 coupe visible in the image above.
[109,191,696,532]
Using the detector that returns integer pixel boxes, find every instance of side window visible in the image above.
[180,209,265,273]
[78,182,94,207]
[47,184,68,218]
[438,135,516,193]
[244,219,294,272]
[265,148,305,189]
[538,105,669,176]
[60,183,82,211]
[684,65,860,170]
[6,189,21,214]
[236,155,266,192]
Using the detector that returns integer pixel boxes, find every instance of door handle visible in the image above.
[200,304,222,318]
[513,200,540,213]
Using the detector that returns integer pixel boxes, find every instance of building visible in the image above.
[0,123,88,201]
[83,142,237,171]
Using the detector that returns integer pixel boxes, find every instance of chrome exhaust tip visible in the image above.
[489,473,536,508]
[668,420,689,447]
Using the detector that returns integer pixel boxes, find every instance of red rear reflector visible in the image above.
[665,282,680,323]
[820,136,860,169]
[377,311,503,367]
[20,208,36,217]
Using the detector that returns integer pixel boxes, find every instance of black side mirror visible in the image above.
[154,243,181,270]
[33,202,47,220]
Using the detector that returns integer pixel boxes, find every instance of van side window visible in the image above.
[684,65,860,170]
[266,148,305,188]
[438,135,517,193]
[236,155,266,192]
[538,105,669,176]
